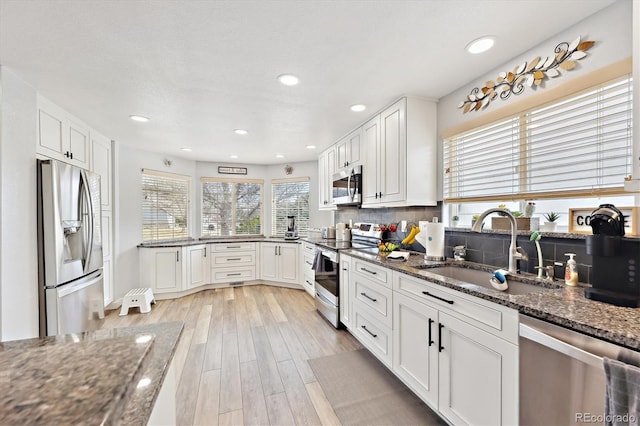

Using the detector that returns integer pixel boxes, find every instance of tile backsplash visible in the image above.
[335,204,593,284]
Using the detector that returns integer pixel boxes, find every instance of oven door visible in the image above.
[332,166,362,206]
[314,252,340,328]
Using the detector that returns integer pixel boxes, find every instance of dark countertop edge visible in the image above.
[341,249,640,351]
[138,237,302,248]
[117,321,185,424]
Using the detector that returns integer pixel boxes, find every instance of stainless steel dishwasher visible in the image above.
[519,315,639,425]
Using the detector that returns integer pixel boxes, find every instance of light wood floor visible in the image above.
[101,285,363,425]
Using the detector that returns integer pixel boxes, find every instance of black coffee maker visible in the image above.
[585,204,640,307]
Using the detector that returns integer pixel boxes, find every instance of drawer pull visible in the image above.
[305,280,313,286]
[305,261,313,266]
[428,318,434,347]
[422,291,454,305]
[227,245,241,249]
[227,273,242,277]
[227,258,242,261]
[361,267,377,275]
[360,292,377,302]
[361,325,377,338]
[438,323,445,352]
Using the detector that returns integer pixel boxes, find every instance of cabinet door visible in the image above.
[278,244,299,284]
[362,115,380,205]
[336,137,348,169]
[438,311,518,426]
[339,256,352,329]
[90,132,112,210]
[379,99,406,203]
[186,245,209,289]
[346,127,361,166]
[326,148,336,206]
[68,120,89,168]
[393,292,439,408]
[260,243,279,281]
[38,108,64,157]
[154,249,184,292]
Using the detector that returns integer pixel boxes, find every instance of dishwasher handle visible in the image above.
[519,322,603,369]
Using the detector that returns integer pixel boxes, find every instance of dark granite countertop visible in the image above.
[343,249,640,351]
[138,237,301,248]
[0,321,183,425]
[300,237,354,251]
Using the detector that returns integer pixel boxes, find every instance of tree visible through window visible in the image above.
[271,178,310,236]
[142,169,190,242]
[201,178,263,236]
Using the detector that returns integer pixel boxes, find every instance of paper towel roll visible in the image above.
[425,222,445,260]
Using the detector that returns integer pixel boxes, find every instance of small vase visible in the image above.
[525,203,536,217]
[451,220,459,228]
[542,221,557,232]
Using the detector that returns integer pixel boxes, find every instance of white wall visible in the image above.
[0,67,39,340]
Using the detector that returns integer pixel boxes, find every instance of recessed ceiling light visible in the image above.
[306,145,316,149]
[230,154,238,159]
[277,74,299,86]
[129,115,149,122]
[350,104,366,112]
[275,154,284,159]
[234,129,248,135]
[465,36,495,54]
[180,148,192,152]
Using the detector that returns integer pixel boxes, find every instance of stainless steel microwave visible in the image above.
[332,165,362,206]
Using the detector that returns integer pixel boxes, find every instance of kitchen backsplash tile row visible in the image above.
[336,205,594,284]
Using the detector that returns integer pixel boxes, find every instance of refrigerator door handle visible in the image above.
[80,170,94,271]
[56,270,103,298]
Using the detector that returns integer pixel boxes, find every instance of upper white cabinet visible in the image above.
[336,127,362,170]
[90,131,112,211]
[318,146,337,210]
[37,95,90,169]
[362,97,438,208]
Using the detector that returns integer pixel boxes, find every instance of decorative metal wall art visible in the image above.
[459,36,595,113]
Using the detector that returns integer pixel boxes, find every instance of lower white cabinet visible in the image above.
[260,242,299,285]
[140,247,185,294]
[392,272,518,425]
[339,255,352,328]
[301,242,316,297]
[185,244,210,289]
[210,242,256,284]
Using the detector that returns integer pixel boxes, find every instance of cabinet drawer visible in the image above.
[393,271,518,343]
[353,259,390,287]
[354,311,392,367]
[353,277,392,328]
[212,267,256,283]
[302,254,315,273]
[212,251,255,267]
[302,273,315,295]
[210,242,256,252]
[302,242,316,256]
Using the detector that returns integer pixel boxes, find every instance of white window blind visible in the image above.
[271,178,310,236]
[444,76,633,202]
[142,169,190,242]
[201,177,263,236]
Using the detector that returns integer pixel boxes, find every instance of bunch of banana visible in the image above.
[401,225,420,245]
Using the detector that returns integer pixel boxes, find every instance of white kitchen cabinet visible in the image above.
[339,255,352,329]
[101,211,114,306]
[210,242,256,284]
[260,242,299,285]
[139,247,185,294]
[361,97,438,208]
[318,146,337,210]
[392,271,518,425]
[90,131,112,211]
[37,94,90,169]
[336,127,362,170]
[301,242,316,297]
[185,244,210,289]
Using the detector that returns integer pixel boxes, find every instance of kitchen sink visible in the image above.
[413,265,560,295]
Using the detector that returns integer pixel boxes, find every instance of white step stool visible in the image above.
[120,287,156,316]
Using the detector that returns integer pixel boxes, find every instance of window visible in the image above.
[271,178,310,237]
[444,76,633,203]
[201,177,263,236]
[142,169,190,242]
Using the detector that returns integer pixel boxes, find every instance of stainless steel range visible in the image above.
[313,223,383,328]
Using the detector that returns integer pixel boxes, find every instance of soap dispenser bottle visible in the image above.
[564,253,578,286]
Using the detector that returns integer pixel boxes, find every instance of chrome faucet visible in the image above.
[471,208,529,274]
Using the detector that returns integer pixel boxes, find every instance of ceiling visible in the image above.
[0,0,616,165]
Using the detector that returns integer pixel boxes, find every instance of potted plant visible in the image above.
[451,215,459,228]
[542,212,560,232]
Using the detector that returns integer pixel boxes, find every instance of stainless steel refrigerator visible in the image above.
[37,159,104,336]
